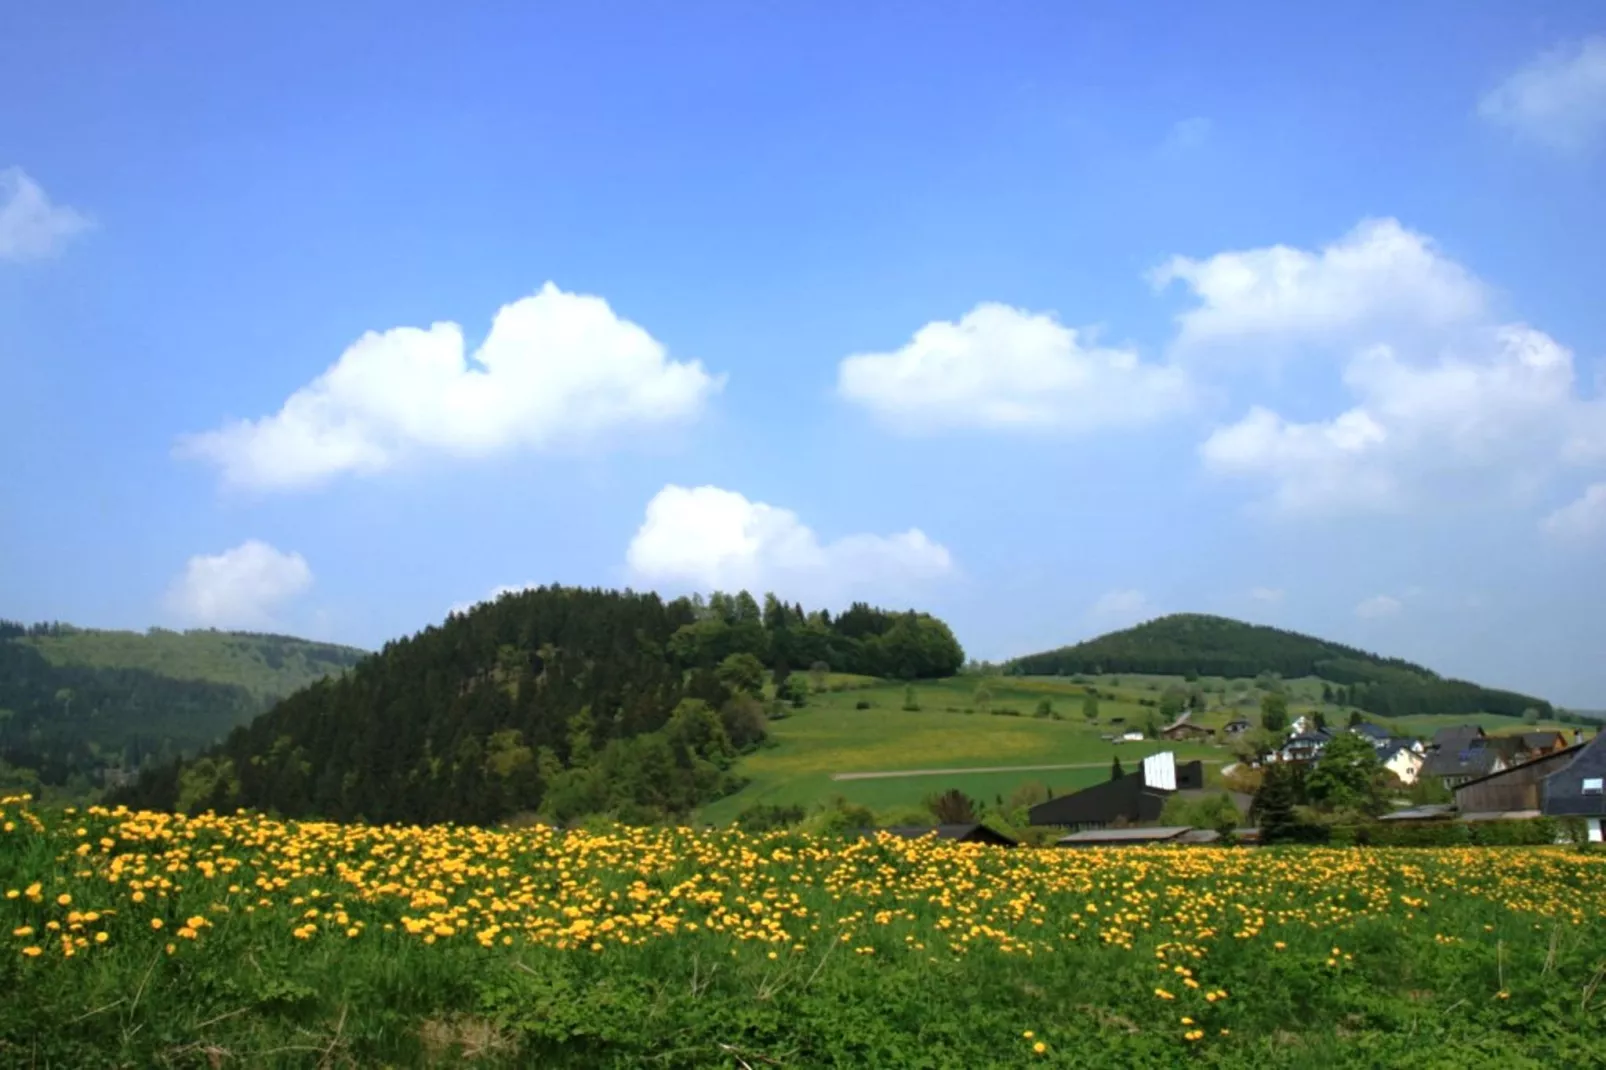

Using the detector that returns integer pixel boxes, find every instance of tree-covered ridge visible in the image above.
[4,621,365,700]
[0,621,366,795]
[0,640,260,790]
[111,586,964,827]
[1007,613,1553,720]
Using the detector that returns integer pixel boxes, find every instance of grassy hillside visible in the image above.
[1008,613,1557,721]
[699,674,1223,823]
[15,624,365,699]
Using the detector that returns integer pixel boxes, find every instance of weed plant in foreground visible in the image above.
[3,793,1606,1068]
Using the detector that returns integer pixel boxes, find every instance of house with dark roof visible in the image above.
[1278,730,1332,764]
[1541,731,1606,843]
[1056,826,1194,847]
[1375,739,1424,785]
[1223,716,1252,736]
[1421,726,1506,789]
[860,824,1018,847]
[1351,722,1391,743]
[1516,731,1571,758]
[1028,753,1205,831]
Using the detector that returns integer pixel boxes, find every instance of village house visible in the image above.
[1375,739,1424,785]
[1277,729,1332,764]
[1159,711,1214,742]
[1350,722,1391,744]
[1223,716,1252,737]
[1419,725,1506,789]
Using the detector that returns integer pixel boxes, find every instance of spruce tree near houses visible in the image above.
[1110,755,1124,781]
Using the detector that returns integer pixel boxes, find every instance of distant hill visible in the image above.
[0,621,365,793]
[1007,613,1556,721]
[111,587,965,826]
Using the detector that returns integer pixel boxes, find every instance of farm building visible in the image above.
[1454,743,1585,816]
[1028,753,1204,831]
[1223,717,1252,736]
[1056,826,1194,847]
[1541,731,1606,843]
[1160,713,1214,742]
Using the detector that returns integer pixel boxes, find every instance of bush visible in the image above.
[734,803,806,832]
[854,699,872,710]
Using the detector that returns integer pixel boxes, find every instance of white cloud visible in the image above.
[625,485,953,601]
[447,582,540,618]
[1249,586,1285,604]
[1354,594,1402,620]
[836,302,1190,434]
[1201,325,1590,515]
[178,283,724,491]
[0,167,91,261]
[1088,589,1152,625]
[1152,218,1485,356]
[1542,483,1606,541]
[165,540,313,629]
[1479,36,1606,151]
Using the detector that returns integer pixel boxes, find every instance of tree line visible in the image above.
[111,586,965,827]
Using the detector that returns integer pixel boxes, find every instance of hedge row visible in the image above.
[1325,817,1576,847]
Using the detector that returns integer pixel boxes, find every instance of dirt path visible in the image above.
[831,758,1226,782]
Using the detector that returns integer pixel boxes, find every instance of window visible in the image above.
[1583,777,1604,796]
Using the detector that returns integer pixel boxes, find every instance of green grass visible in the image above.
[7,797,1606,1068]
[702,676,1225,823]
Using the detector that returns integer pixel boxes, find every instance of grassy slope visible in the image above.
[20,627,366,700]
[704,670,1575,823]
[699,674,1223,822]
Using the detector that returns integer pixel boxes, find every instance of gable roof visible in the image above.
[1542,732,1606,818]
[1351,723,1390,741]
[1432,725,1485,749]
[1420,740,1502,779]
[1056,826,1192,846]
[1376,738,1419,761]
[1520,731,1569,751]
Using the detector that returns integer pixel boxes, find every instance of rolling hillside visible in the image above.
[0,621,365,792]
[1007,614,1556,720]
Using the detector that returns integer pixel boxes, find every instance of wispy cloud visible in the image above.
[1479,36,1606,152]
[0,167,92,261]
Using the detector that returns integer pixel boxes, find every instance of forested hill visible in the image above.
[8,623,366,701]
[111,587,964,827]
[0,622,366,793]
[1007,613,1554,720]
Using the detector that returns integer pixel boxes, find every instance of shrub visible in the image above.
[854,699,872,710]
[734,803,806,832]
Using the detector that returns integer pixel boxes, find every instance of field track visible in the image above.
[832,757,1227,781]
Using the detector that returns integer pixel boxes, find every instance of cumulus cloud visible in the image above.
[1479,36,1606,151]
[625,485,953,601]
[1542,483,1606,541]
[1354,594,1402,620]
[165,540,313,628]
[1249,586,1285,604]
[178,283,724,491]
[1178,215,1606,517]
[0,167,91,261]
[835,302,1190,434]
[1152,218,1485,356]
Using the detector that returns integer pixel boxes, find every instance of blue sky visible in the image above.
[3,2,1605,705]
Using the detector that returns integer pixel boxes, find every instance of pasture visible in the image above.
[5,795,1606,1067]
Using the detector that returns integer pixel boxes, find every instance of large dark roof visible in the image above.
[1420,740,1502,779]
[1432,725,1485,749]
[865,824,1018,847]
[1351,723,1390,741]
[1542,732,1606,818]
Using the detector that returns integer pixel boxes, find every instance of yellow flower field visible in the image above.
[3,792,1605,1067]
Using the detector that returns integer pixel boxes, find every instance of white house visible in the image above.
[1376,742,1424,786]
